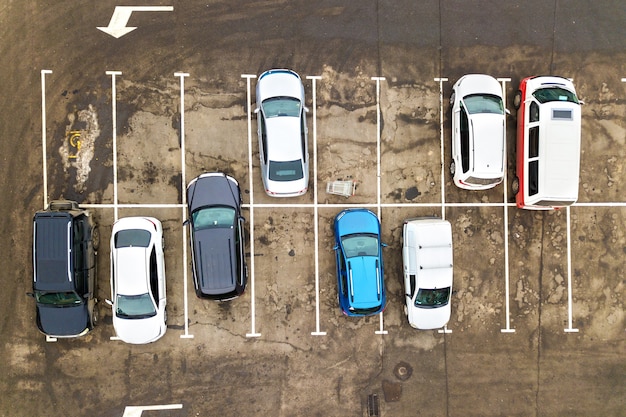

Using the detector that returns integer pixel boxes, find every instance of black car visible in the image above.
[186,173,247,300]
[29,200,100,338]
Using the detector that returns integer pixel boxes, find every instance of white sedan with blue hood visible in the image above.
[450,74,509,190]
[255,69,309,197]
[108,217,167,344]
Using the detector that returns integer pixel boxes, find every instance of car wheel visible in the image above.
[449,92,455,108]
[450,161,456,176]
[513,91,522,110]
[512,176,520,195]
[164,308,168,325]
[92,226,100,251]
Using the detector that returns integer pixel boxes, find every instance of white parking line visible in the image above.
[434,77,452,335]
[105,71,122,221]
[307,75,327,337]
[122,404,183,417]
[40,70,52,210]
[372,77,388,336]
[175,72,194,340]
[564,206,579,333]
[498,77,516,334]
[242,74,261,338]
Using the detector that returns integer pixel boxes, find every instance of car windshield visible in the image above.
[114,229,151,248]
[116,293,157,319]
[261,97,301,117]
[269,160,304,181]
[192,207,235,230]
[532,87,579,104]
[463,94,504,114]
[341,233,379,258]
[35,291,82,306]
[414,288,451,308]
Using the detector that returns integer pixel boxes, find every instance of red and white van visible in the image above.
[512,76,583,209]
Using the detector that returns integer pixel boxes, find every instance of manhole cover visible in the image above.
[393,361,413,381]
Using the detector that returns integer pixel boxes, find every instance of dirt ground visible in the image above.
[1,1,624,416]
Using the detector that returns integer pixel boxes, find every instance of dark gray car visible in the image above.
[29,200,100,338]
[186,173,247,300]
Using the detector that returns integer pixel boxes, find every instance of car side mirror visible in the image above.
[26,292,34,298]
[333,245,339,251]
[239,216,246,223]
[505,108,511,115]
[183,219,190,226]
[304,106,310,113]
[381,243,388,248]
[105,299,113,307]
[578,100,585,105]
[254,107,260,114]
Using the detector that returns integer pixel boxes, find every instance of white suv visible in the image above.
[402,218,453,330]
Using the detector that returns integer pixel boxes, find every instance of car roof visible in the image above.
[33,215,73,291]
[187,173,240,213]
[469,114,505,175]
[404,219,453,288]
[115,247,151,295]
[265,117,304,161]
[538,103,582,199]
[193,228,237,294]
[348,256,383,308]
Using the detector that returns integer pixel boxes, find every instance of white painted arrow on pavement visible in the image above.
[97,6,174,38]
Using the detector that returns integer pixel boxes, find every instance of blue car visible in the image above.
[333,209,386,317]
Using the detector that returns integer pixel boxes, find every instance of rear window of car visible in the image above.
[269,160,304,181]
[115,229,151,248]
[533,87,579,104]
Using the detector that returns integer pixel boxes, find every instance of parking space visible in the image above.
[38,68,626,346]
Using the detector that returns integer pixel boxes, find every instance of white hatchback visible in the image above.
[450,74,509,190]
[402,218,453,330]
[255,69,309,197]
[108,217,167,344]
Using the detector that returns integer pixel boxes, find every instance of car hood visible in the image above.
[187,176,239,213]
[336,210,379,236]
[257,70,303,101]
[36,303,89,337]
[407,301,451,330]
[457,74,502,97]
[113,313,165,344]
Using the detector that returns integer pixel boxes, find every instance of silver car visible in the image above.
[255,69,309,197]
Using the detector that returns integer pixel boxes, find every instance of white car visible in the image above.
[255,69,309,197]
[402,218,453,330]
[512,76,582,209]
[450,74,509,190]
[108,217,167,344]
